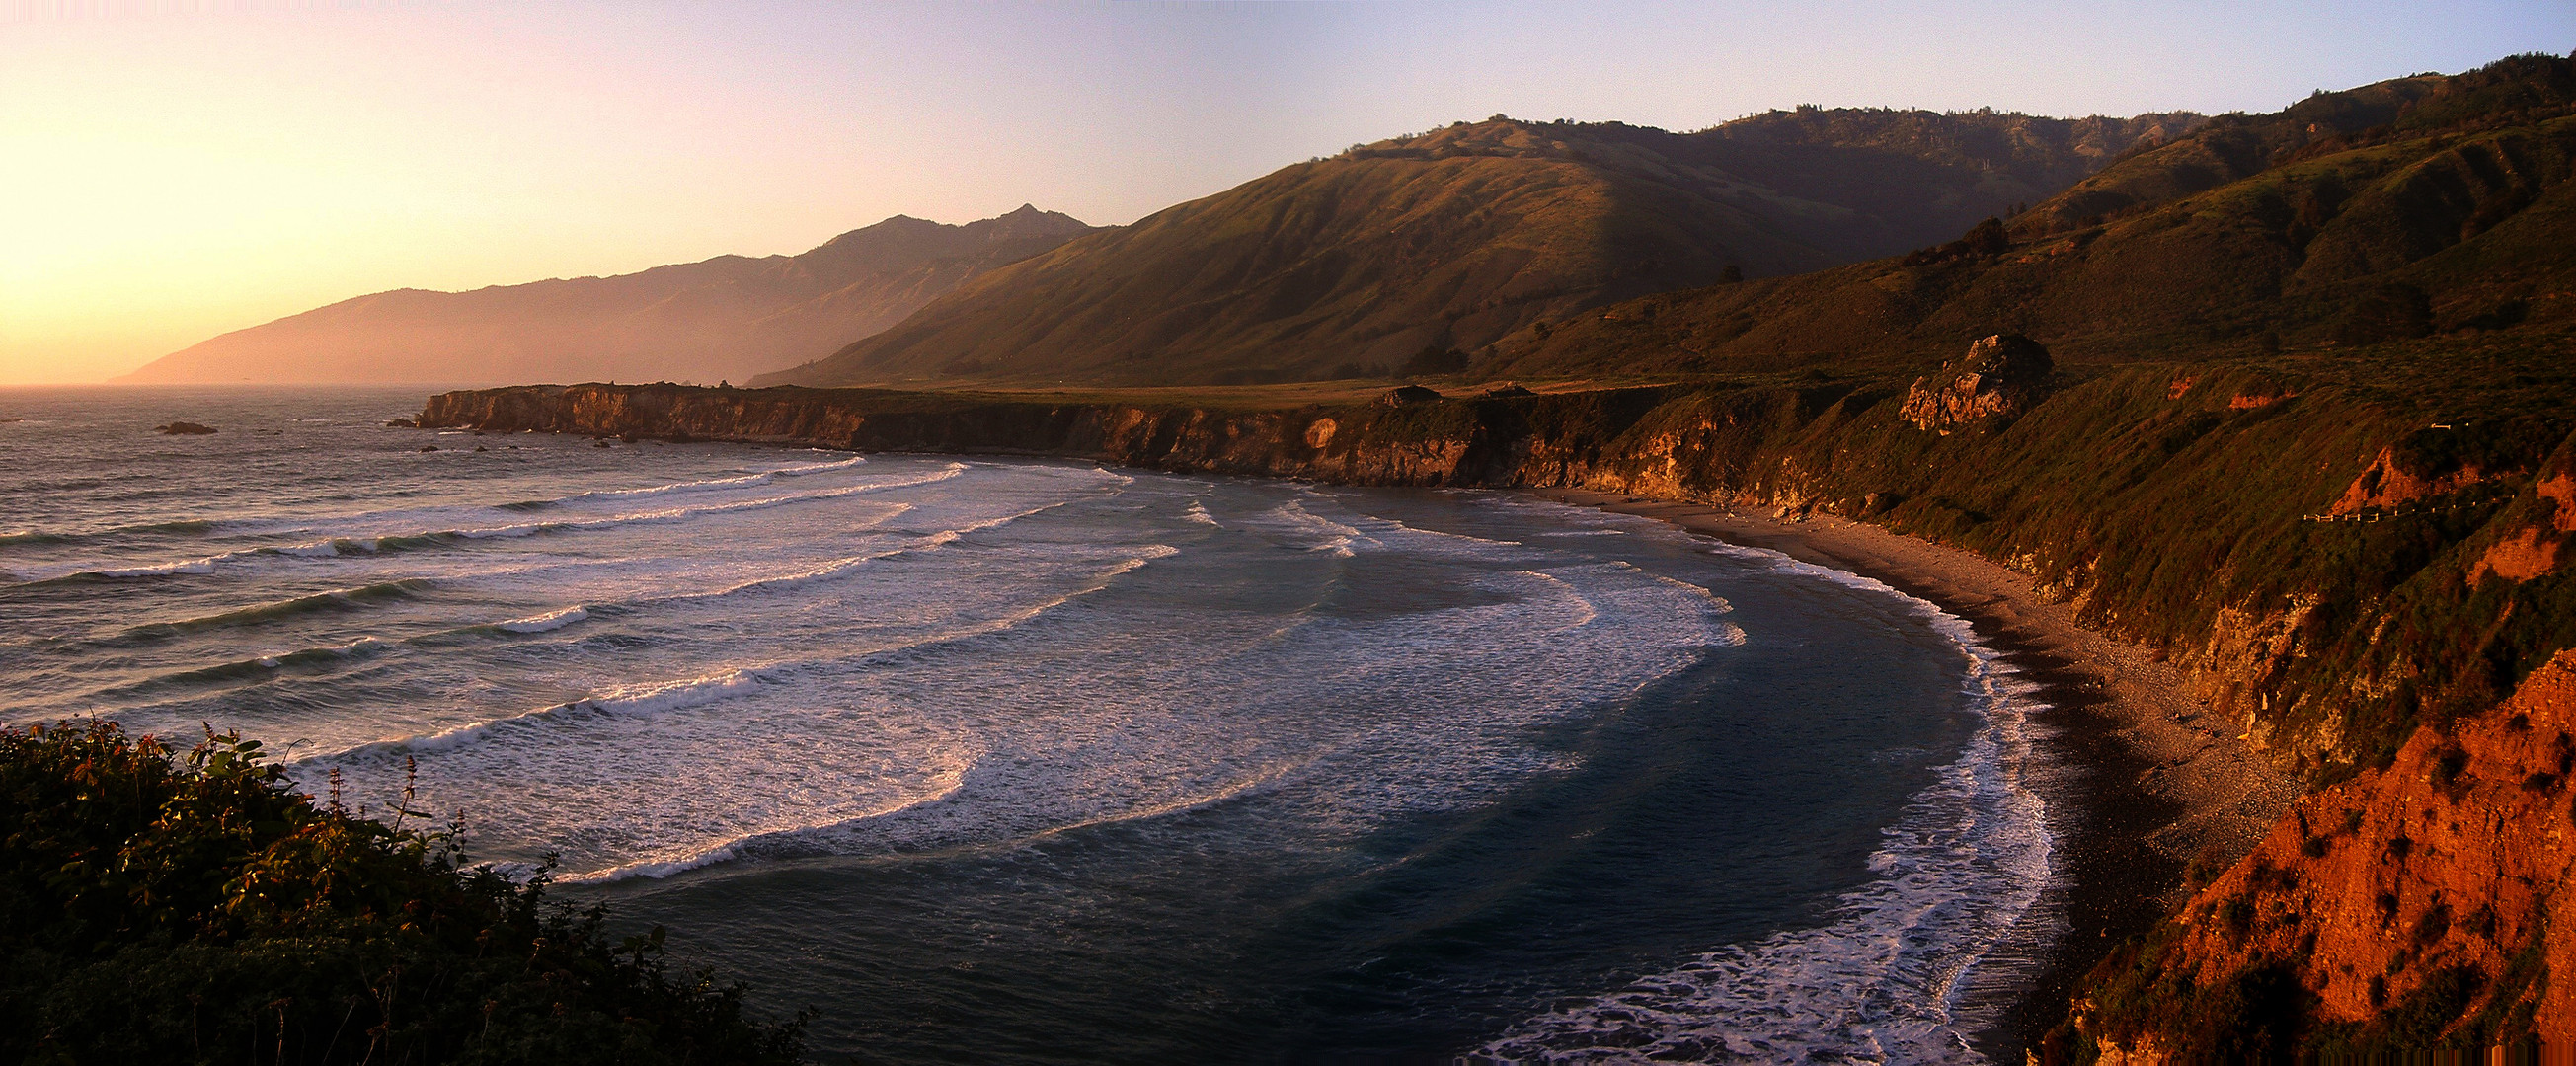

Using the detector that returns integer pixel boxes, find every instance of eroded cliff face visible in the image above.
[414,384,1477,485]
[2078,650,2576,1057]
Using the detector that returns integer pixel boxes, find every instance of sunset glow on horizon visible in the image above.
[4,0,2569,384]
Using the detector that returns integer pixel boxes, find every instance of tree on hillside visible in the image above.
[1401,345,1471,377]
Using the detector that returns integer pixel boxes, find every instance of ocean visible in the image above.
[0,386,2057,1063]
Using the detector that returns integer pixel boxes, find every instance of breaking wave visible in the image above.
[1475,547,2053,1065]
[310,669,771,764]
[29,464,964,583]
[496,606,588,634]
[118,579,435,640]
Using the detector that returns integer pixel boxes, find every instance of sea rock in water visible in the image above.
[155,421,217,435]
[1381,385,1444,407]
[1899,334,2053,433]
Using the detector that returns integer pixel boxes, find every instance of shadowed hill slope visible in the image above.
[758,110,2193,389]
[119,206,1095,386]
[1484,55,2576,382]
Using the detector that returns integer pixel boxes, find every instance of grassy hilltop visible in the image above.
[1487,53,2576,380]
[759,109,2192,388]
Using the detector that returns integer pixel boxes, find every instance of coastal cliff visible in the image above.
[419,358,2576,1051]
[2076,649,2576,1059]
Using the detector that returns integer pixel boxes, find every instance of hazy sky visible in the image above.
[4,1,2570,383]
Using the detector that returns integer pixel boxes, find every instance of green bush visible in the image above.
[0,720,807,1065]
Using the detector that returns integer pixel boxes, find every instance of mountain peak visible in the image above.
[118,205,1098,386]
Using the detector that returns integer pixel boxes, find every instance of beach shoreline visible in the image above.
[1523,487,2301,1059]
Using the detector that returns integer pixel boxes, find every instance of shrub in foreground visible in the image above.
[0,720,806,1064]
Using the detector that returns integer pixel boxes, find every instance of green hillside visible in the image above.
[1483,55,2576,382]
[759,110,2192,388]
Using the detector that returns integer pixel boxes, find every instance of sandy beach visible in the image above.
[1526,487,2302,1052]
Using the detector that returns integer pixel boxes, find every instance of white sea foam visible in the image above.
[1509,570,1600,629]
[672,500,1065,602]
[55,465,968,579]
[827,545,1178,661]
[222,637,392,672]
[548,454,865,505]
[1360,512,1524,547]
[273,539,349,558]
[497,606,588,633]
[304,532,1160,773]
[84,557,219,578]
[1649,573,1735,615]
[63,536,381,579]
[770,454,870,476]
[460,470,961,540]
[574,464,964,526]
[564,842,750,884]
[309,668,768,762]
[1257,500,1375,557]
[561,754,979,884]
[1475,545,2054,1065]
[570,470,778,500]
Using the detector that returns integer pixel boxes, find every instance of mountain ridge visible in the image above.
[117,205,1095,386]
[1480,54,2576,383]
[755,108,2195,389]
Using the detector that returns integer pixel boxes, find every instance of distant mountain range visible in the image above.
[117,206,1096,386]
[759,109,2196,388]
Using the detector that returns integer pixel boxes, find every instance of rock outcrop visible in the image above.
[1898,334,2053,433]
[2473,466,2576,584]
[2077,649,2576,1056]
[154,421,216,435]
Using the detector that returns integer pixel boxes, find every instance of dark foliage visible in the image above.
[2069,927,2312,1063]
[0,721,807,1065]
[2338,283,2435,345]
[1898,216,2010,266]
[1400,345,1472,377]
[2305,963,2495,1055]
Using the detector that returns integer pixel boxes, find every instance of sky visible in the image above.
[2,1,2571,384]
